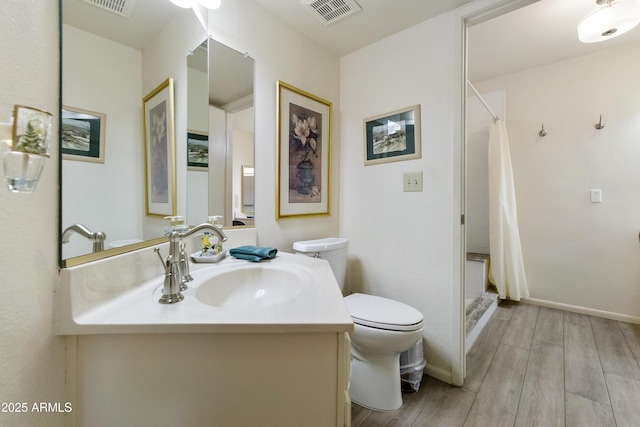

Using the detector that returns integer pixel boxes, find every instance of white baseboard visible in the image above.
[424,363,452,385]
[521,297,640,324]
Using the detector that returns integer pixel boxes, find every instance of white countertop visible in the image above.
[57,252,353,335]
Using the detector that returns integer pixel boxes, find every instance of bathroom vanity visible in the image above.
[57,235,353,427]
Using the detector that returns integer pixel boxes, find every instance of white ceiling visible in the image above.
[63,0,640,83]
[251,0,476,56]
[468,0,640,82]
[62,0,182,51]
[253,0,640,82]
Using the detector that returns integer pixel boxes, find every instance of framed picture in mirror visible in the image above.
[187,131,208,170]
[143,78,177,217]
[61,106,105,163]
[276,81,331,218]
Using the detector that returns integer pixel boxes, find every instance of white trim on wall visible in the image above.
[453,0,538,387]
[522,297,640,325]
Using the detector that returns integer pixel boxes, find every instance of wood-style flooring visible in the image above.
[352,301,640,426]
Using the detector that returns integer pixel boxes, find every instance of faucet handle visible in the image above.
[155,247,184,304]
[154,247,170,275]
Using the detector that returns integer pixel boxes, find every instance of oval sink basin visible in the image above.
[195,264,311,309]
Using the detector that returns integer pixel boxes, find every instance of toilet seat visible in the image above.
[344,293,424,332]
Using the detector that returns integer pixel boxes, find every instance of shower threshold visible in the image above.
[465,289,498,353]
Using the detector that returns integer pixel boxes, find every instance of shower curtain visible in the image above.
[488,120,529,300]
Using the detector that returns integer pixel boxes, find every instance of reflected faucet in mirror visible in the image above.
[62,224,106,253]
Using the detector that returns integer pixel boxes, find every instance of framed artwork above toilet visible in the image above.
[276,80,332,218]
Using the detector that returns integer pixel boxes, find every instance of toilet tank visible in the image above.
[293,238,349,292]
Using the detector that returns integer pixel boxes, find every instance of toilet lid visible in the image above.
[344,293,424,332]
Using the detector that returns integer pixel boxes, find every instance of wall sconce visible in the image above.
[170,0,221,9]
[578,0,640,43]
[0,105,53,193]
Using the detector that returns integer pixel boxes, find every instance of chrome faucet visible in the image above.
[62,224,106,253]
[155,247,183,304]
[155,223,228,304]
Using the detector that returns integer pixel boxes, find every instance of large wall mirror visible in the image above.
[187,39,255,228]
[60,0,255,267]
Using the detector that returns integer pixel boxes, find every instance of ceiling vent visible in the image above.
[302,0,362,26]
[82,0,137,18]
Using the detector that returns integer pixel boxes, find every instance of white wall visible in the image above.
[474,41,640,320]
[466,89,506,254]
[340,13,465,382]
[205,0,341,249]
[62,25,143,256]
[0,1,66,426]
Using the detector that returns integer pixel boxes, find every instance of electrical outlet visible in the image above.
[403,172,423,192]
[590,189,602,203]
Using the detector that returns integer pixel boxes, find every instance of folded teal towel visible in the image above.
[229,245,278,262]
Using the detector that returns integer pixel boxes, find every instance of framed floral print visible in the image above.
[363,104,421,165]
[276,81,332,218]
[143,78,176,217]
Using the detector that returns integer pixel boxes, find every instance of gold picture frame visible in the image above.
[276,81,332,218]
[143,78,176,217]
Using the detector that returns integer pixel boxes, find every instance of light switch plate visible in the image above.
[404,172,423,192]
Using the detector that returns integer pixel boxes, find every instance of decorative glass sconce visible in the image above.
[0,105,53,193]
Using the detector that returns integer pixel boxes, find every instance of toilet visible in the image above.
[293,237,424,411]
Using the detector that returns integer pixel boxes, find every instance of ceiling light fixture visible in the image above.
[578,0,640,43]
[169,0,221,10]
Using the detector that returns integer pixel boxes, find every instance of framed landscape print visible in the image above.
[61,106,106,163]
[363,104,421,165]
[187,131,208,170]
[143,78,176,217]
[276,81,331,218]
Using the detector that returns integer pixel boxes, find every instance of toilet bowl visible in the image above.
[345,293,424,411]
[293,238,425,411]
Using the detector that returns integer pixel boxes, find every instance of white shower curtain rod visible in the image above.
[467,80,500,122]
